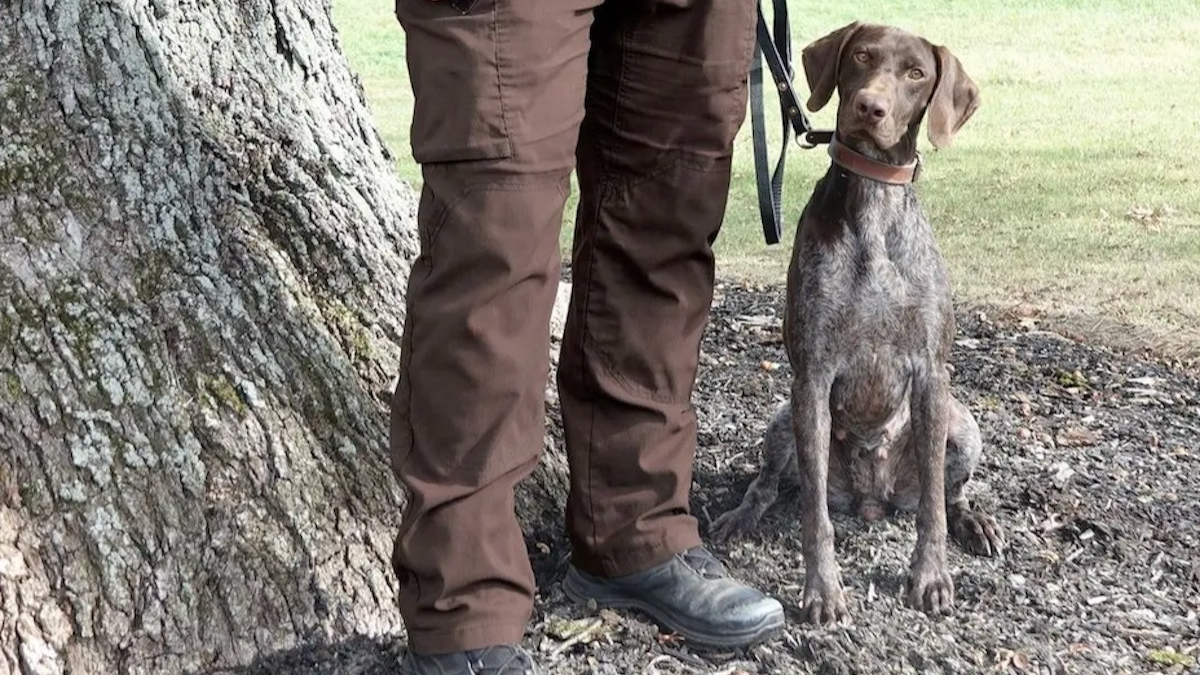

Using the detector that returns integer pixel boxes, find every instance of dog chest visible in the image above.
[829,348,911,433]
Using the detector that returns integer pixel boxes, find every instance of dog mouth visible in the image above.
[838,125,902,157]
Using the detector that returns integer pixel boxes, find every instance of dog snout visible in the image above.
[854,93,890,125]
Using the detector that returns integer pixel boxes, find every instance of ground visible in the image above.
[222,278,1200,675]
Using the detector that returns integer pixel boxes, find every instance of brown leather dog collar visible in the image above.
[828,137,922,185]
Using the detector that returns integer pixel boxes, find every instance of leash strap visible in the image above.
[750,0,833,245]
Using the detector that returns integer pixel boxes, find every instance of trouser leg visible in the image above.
[559,0,758,577]
[389,0,596,654]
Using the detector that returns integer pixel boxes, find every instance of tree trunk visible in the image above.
[0,2,567,673]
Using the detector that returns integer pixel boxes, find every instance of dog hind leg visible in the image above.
[711,403,796,541]
[945,396,1005,556]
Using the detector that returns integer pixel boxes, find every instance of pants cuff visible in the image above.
[572,526,703,578]
[406,619,529,656]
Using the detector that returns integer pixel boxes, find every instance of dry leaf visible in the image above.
[993,648,1032,672]
[546,617,605,642]
[1056,426,1101,447]
[1012,303,1041,318]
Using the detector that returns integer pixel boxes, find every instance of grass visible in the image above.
[331,0,1200,353]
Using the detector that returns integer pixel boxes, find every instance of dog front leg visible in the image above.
[792,373,847,624]
[906,360,955,614]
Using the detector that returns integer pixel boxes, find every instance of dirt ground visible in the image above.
[224,278,1200,675]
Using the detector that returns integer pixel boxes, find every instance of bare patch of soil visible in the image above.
[221,279,1200,675]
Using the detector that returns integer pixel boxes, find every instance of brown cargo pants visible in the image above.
[390,0,757,655]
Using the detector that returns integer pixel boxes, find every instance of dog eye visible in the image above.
[854,50,870,64]
[908,68,925,80]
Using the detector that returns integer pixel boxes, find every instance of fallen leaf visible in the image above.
[1146,648,1195,668]
[1056,426,1101,447]
[1054,369,1090,389]
[545,617,605,642]
[1126,203,1176,228]
[1012,303,1041,318]
[993,648,1032,672]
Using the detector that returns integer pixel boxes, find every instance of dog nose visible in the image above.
[855,94,889,124]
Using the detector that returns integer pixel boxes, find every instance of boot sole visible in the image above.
[562,568,785,649]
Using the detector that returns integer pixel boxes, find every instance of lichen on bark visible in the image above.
[0,0,436,673]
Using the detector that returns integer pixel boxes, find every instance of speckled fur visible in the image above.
[712,22,1003,624]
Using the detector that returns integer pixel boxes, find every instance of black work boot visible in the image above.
[562,546,785,648]
[401,644,540,675]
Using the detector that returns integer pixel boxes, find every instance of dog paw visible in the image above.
[906,560,955,615]
[951,510,1006,557]
[800,574,848,625]
[710,506,759,543]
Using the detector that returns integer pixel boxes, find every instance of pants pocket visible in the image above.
[395,0,513,163]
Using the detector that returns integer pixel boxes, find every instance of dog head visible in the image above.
[801,22,980,154]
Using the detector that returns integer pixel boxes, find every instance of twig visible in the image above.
[643,647,718,675]
[645,654,682,675]
[659,646,708,669]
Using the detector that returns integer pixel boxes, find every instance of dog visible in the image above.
[712,22,1004,623]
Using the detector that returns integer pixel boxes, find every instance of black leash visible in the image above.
[750,0,833,245]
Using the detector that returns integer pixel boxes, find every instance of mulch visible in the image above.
[230,278,1200,675]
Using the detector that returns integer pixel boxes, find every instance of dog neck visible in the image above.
[808,126,925,241]
[828,136,921,186]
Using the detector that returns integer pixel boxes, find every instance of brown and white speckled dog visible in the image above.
[712,22,1005,623]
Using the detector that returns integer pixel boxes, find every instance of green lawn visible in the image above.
[332,0,1200,353]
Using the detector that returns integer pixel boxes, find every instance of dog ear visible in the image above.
[801,22,861,113]
[927,45,980,149]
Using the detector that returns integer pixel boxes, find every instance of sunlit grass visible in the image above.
[332,0,1200,349]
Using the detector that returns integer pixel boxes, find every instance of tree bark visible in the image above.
[0,2,567,673]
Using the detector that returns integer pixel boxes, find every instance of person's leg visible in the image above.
[558,0,784,647]
[389,0,596,657]
[560,0,756,577]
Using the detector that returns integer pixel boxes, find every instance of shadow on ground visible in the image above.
[216,278,1200,675]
